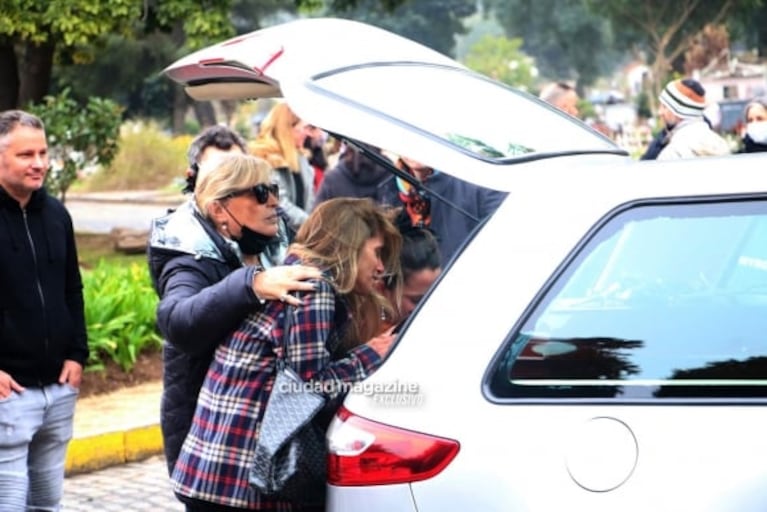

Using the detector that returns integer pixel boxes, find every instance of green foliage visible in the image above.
[488,0,619,88]
[82,260,161,372]
[0,0,139,46]
[327,0,477,57]
[53,33,179,120]
[584,0,761,98]
[636,91,652,119]
[152,0,236,51]
[26,88,122,202]
[82,120,189,192]
[463,35,537,91]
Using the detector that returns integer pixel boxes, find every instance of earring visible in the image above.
[221,222,228,232]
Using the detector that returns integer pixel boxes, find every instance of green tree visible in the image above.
[488,0,618,89]
[0,0,239,110]
[463,35,537,91]
[0,0,140,109]
[328,0,477,57]
[585,0,762,107]
[27,89,122,203]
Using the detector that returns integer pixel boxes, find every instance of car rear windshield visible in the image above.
[312,63,618,160]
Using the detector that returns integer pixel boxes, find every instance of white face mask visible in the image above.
[746,120,767,144]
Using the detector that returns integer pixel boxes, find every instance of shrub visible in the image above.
[82,120,189,192]
[27,88,122,202]
[82,259,161,372]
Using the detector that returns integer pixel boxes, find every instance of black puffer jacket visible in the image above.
[147,200,264,475]
[0,187,88,386]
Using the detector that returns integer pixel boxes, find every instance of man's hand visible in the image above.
[0,370,25,398]
[59,360,83,389]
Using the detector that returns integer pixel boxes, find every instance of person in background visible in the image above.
[0,110,88,511]
[250,102,315,235]
[391,156,507,265]
[148,144,320,503]
[639,123,670,160]
[172,197,402,511]
[740,96,767,153]
[381,210,442,327]
[539,81,580,118]
[180,125,288,268]
[653,78,730,160]
[314,144,395,207]
[303,123,329,192]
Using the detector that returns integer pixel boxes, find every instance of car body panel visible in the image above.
[326,483,416,512]
[331,161,767,510]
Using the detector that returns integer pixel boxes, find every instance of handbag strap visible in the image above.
[277,305,292,369]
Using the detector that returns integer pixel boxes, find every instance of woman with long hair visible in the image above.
[250,102,316,234]
[172,197,402,511]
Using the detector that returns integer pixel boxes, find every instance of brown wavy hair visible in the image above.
[289,197,402,347]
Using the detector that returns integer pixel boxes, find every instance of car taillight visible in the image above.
[327,406,460,486]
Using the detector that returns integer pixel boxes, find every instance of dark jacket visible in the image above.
[314,148,395,207]
[384,171,507,264]
[640,127,669,160]
[741,134,767,153]
[147,200,264,475]
[0,186,88,387]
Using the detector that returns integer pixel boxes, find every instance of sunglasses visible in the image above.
[228,183,279,204]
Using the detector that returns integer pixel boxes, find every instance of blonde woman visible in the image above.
[172,197,403,511]
[249,102,315,233]
[148,151,321,495]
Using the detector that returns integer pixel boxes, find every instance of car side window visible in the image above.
[488,199,767,400]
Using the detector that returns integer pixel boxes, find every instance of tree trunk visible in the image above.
[17,41,55,107]
[193,101,217,128]
[171,83,188,134]
[221,99,239,126]
[0,42,19,109]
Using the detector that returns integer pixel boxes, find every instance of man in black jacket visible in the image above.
[0,109,89,509]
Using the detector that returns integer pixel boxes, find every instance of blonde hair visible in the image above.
[290,198,402,347]
[249,102,302,172]
[194,154,273,217]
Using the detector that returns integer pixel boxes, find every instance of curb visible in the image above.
[65,424,164,476]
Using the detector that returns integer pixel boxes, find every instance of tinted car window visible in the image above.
[312,63,617,159]
[489,199,767,400]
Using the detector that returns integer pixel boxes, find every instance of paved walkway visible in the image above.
[61,379,180,509]
[63,455,182,511]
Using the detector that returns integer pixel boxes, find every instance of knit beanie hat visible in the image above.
[659,79,706,120]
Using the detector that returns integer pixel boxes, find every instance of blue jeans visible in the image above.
[0,383,78,511]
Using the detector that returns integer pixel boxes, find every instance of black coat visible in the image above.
[314,149,397,208]
[147,200,264,475]
[0,187,88,387]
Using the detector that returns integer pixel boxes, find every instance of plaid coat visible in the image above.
[172,274,382,509]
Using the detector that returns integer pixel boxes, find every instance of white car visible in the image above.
[165,17,767,512]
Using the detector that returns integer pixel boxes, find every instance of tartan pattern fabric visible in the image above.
[171,276,382,509]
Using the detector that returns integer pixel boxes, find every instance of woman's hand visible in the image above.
[365,326,397,357]
[253,265,322,306]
